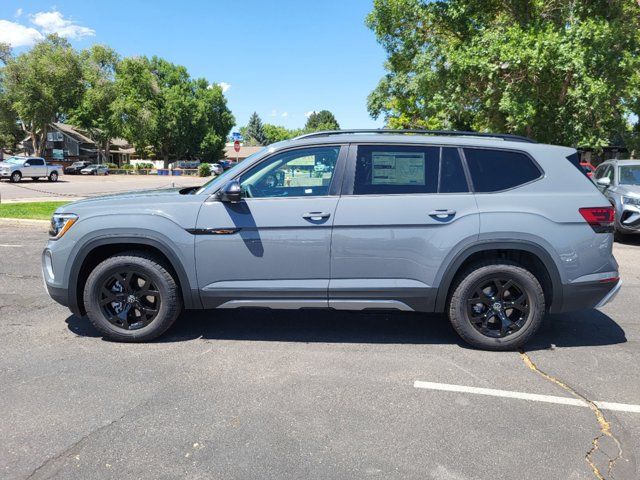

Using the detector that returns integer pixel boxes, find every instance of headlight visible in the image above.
[49,213,78,239]
[622,196,640,207]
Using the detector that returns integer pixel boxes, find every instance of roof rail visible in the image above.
[293,129,536,143]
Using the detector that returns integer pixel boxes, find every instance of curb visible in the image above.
[0,217,50,225]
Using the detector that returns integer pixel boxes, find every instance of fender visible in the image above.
[433,240,563,313]
[67,235,201,316]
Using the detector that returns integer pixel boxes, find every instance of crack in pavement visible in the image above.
[519,350,624,479]
[24,401,149,479]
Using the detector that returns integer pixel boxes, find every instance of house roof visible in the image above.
[223,145,263,159]
[51,122,95,144]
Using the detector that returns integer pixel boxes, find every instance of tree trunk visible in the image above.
[36,125,48,157]
[105,139,111,164]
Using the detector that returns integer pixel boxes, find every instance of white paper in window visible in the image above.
[371,152,425,185]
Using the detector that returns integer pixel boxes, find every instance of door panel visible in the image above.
[329,144,480,312]
[194,144,347,309]
[329,194,479,311]
[195,197,339,308]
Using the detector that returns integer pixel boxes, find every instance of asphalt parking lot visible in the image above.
[0,174,205,202]
[1,221,639,480]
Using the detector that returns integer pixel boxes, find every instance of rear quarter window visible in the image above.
[464,148,542,192]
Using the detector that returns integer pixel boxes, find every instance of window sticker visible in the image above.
[371,152,425,185]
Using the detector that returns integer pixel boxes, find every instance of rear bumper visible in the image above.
[555,279,621,312]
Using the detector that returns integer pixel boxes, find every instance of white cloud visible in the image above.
[30,11,95,39]
[15,8,23,18]
[269,109,277,117]
[305,110,317,118]
[218,81,231,93]
[0,20,43,47]
[281,111,289,118]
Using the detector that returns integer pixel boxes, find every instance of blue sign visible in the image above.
[231,131,243,141]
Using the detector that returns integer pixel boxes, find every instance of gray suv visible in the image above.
[593,159,640,238]
[43,130,620,350]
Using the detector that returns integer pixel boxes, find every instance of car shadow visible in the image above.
[65,307,626,350]
[616,235,640,246]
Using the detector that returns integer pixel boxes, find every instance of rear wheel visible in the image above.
[448,262,545,350]
[10,171,21,183]
[83,252,182,342]
[48,171,59,182]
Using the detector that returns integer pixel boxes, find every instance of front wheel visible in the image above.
[448,262,545,351]
[83,252,182,342]
[10,171,21,183]
[48,171,59,182]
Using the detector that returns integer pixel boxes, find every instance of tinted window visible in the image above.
[29,158,44,166]
[439,148,468,193]
[464,148,541,192]
[240,146,339,198]
[353,146,439,195]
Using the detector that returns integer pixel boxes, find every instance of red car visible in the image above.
[580,161,596,178]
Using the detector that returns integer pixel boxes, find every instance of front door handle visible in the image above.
[302,212,331,221]
[429,209,457,219]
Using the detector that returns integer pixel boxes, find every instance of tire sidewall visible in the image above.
[84,256,179,341]
[49,172,58,182]
[449,264,545,350]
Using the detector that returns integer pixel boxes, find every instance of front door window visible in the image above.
[239,146,340,199]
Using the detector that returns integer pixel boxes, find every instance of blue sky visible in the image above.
[0,1,387,131]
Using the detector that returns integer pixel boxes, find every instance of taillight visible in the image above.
[579,207,614,233]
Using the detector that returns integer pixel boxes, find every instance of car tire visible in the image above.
[83,252,182,342]
[10,171,21,183]
[48,171,58,182]
[447,261,545,351]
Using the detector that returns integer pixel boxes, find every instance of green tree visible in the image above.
[0,43,20,154]
[304,110,340,131]
[263,123,299,144]
[1,35,84,155]
[69,45,121,163]
[112,56,234,166]
[244,112,267,145]
[367,0,640,148]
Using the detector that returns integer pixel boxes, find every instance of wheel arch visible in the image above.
[68,236,200,316]
[434,241,563,313]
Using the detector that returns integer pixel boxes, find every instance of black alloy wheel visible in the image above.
[467,277,529,338]
[99,270,161,331]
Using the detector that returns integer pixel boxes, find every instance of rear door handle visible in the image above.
[302,212,331,221]
[429,209,457,219]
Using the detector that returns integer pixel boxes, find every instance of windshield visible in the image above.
[619,165,640,185]
[195,147,269,194]
[4,156,26,165]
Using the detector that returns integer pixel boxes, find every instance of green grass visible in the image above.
[0,201,69,220]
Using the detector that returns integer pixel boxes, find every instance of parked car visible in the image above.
[81,164,109,175]
[210,163,224,175]
[580,161,596,178]
[219,160,236,171]
[593,159,640,238]
[43,130,619,350]
[0,156,61,182]
[64,161,92,175]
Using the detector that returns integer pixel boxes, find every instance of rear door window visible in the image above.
[464,148,541,192]
[352,145,439,195]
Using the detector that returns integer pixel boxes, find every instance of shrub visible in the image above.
[198,162,211,177]
[105,163,118,169]
[121,164,134,170]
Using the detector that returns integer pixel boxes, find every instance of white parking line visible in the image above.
[414,381,640,414]
[0,244,23,247]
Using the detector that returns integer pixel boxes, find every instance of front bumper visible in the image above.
[617,204,640,233]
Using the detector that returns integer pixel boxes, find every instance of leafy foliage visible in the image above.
[305,110,340,131]
[2,35,84,155]
[244,112,267,145]
[69,45,120,162]
[367,0,640,148]
[263,124,301,144]
[112,56,234,165]
[198,162,211,177]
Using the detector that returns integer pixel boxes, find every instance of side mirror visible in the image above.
[24,163,30,167]
[596,177,611,188]
[218,180,242,203]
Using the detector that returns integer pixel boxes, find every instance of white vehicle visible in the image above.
[211,163,224,175]
[0,156,61,182]
[81,164,109,175]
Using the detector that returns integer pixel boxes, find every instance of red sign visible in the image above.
[233,140,241,152]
